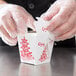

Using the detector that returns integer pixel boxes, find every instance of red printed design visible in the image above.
[20,37,34,60]
[42,27,48,32]
[39,43,48,62]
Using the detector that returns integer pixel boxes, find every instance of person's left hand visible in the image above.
[41,0,76,41]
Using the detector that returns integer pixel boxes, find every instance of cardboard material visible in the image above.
[18,17,54,65]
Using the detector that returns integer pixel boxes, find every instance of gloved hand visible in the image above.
[0,4,35,46]
[41,0,76,41]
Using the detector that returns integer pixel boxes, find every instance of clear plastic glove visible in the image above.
[0,4,35,46]
[41,0,76,41]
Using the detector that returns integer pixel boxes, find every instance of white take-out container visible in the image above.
[18,18,55,65]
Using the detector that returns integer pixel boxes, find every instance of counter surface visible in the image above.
[0,46,76,76]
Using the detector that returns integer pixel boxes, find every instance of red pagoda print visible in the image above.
[39,44,48,62]
[20,37,34,60]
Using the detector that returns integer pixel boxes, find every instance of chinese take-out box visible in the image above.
[18,18,55,65]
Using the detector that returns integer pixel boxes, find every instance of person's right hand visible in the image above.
[0,4,35,46]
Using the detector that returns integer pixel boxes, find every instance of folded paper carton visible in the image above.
[18,18,54,65]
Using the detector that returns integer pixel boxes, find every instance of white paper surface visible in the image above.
[18,17,55,65]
